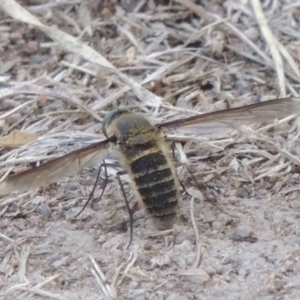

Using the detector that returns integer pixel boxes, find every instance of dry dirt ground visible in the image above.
[1,0,300,299]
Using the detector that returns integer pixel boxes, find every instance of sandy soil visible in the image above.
[1,0,300,299]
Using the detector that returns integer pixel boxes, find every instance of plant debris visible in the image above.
[1,0,300,299]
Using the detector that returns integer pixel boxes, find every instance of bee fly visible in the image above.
[0,98,299,231]
[102,109,179,230]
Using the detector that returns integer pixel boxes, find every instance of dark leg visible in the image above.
[75,161,109,217]
[116,171,133,248]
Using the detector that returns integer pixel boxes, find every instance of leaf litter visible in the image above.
[1,0,300,299]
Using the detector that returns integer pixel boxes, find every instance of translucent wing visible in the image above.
[158,98,300,136]
[0,139,111,195]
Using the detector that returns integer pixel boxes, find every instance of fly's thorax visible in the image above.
[103,109,160,159]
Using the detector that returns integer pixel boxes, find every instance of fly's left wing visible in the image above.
[157,98,300,136]
[0,138,112,195]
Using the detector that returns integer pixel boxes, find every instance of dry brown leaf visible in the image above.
[0,130,38,148]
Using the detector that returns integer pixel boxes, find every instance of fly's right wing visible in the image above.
[0,138,112,195]
[157,98,300,136]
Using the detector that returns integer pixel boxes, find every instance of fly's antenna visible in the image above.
[116,172,133,248]
[75,161,108,217]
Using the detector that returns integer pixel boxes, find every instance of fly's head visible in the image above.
[102,109,131,139]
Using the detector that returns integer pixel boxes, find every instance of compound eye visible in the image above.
[102,109,129,137]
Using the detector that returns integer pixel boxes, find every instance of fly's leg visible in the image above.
[116,170,133,248]
[170,142,192,198]
[75,161,109,217]
[173,143,238,219]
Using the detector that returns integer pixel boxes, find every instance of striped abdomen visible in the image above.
[102,109,179,230]
[128,142,178,230]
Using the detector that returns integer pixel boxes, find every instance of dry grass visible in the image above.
[1,0,300,299]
